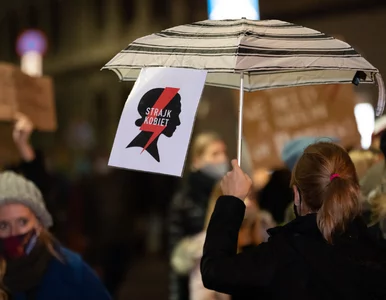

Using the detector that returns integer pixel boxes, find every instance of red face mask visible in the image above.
[0,229,37,259]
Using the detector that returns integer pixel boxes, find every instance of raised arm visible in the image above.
[201,160,279,295]
[13,112,48,195]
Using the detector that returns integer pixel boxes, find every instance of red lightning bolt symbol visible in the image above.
[140,87,180,153]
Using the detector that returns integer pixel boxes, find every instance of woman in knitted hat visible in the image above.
[0,171,111,300]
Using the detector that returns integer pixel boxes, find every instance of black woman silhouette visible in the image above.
[127,87,182,162]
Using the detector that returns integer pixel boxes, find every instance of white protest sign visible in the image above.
[109,67,207,177]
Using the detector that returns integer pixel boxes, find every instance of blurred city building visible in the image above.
[0,0,208,153]
[0,1,385,299]
[0,0,385,159]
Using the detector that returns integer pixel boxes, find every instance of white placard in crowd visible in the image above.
[109,67,207,177]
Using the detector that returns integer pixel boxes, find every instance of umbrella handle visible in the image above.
[237,72,244,166]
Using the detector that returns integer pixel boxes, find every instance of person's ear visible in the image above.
[293,186,300,206]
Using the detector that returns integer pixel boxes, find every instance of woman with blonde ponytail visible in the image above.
[290,142,362,244]
[201,142,386,300]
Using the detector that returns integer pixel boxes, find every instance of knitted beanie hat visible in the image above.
[0,171,53,228]
[281,136,340,171]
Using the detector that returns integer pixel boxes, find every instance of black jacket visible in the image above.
[168,171,217,252]
[201,196,386,300]
[168,171,217,300]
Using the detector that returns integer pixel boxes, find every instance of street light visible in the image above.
[354,102,375,149]
[207,0,260,20]
[16,29,47,77]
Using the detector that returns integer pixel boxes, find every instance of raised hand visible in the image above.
[220,159,253,201]
[13,112,34,146]
[13,112,35,162]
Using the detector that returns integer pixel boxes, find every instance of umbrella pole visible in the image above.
[237,72,244,166]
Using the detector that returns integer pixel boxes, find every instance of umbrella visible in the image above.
[102,18,385,164]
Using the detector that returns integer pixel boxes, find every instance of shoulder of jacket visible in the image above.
[52,247,84,284]
[59,247,82,263]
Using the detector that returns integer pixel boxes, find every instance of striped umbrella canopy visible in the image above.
[103,18,385,163]
[104,19,383,102]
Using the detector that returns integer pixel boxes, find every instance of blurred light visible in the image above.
[16,29,47,77]
[16,29,47,56]
[66,120,96,151]
[207,0,260,20]
[20,51,43,77]
[354,103,375,149]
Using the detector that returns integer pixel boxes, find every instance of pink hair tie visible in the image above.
[330,173,340,181]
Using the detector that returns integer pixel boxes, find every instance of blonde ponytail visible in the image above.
[290,142,361,244]
[317,177,360,244]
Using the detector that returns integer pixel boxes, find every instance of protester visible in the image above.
[5,113,69,241]
[168,132,228,300]
[349,149,380,180]
[360,130,386,198]
[364,131,386,239]
[257,169,292,224]
[201,142,386,299]
[7,113,48,196]
[280,136,339,224]
[281,136,339,172]
[284,140,385,236]
[171,182,274,300]
[0,171,111,300]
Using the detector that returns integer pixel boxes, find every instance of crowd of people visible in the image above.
[168,131,386,300]
[2,113,386,299]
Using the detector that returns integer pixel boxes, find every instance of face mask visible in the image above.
[200,162,229,180]
[0,229,38,259]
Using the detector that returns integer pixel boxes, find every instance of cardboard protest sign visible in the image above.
[0,122,20,167]
[0,63,56,131]
[14,72,56,131]
[0,64,18,121]
[239,84,361,170]
[109,67,207,177]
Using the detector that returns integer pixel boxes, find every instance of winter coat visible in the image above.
[201,196,386,300]
[168,171,217,300]
[171,231,230,300]
[171,210,275,300]
[13,247,111,300]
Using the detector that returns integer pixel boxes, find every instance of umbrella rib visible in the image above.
[105,64,377,73]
